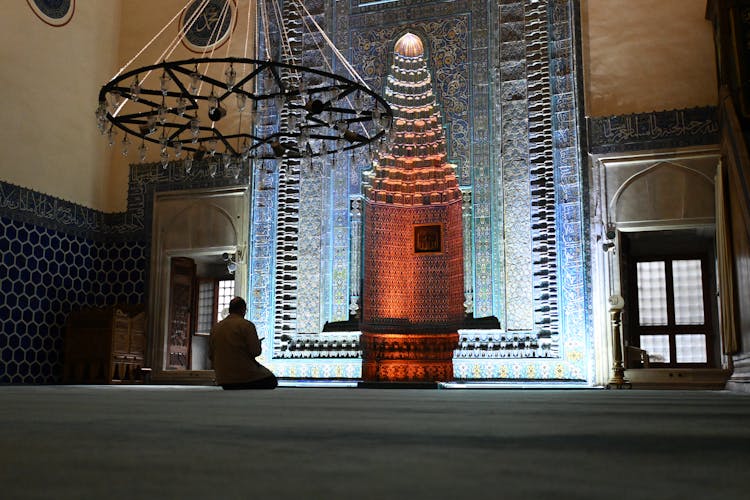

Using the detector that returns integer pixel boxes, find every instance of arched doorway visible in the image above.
[148,186,250,384]
[590,147,730,388]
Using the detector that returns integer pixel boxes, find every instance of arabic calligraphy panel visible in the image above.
[180,0,236,52]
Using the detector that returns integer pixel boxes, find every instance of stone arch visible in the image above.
[610,161,715,224]
[160,201,238,251]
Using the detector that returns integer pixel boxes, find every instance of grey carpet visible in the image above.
[1,386,749,499]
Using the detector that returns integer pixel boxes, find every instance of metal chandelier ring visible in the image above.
[97,57,393,160]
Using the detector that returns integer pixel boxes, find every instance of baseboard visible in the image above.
[149,370,216,386]
[357,381,439,389]
[624,368,731,390]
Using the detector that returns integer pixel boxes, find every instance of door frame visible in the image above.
[588,147,721,385]
[147,186,250,384]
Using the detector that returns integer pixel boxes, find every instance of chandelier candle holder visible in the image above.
[95,0,392,169]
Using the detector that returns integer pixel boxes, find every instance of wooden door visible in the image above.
[166,257,195,370]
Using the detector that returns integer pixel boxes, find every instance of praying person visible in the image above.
[209,297,277,390]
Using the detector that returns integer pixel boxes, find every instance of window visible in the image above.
[195,279,216,334]
[630,257,712,367]
[217,279,235,320]
[636,261,668,326]
[194,278,235,335]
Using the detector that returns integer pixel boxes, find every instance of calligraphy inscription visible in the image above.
[182,0,233,50]
[414,224,442,253]
[589,107,719,153]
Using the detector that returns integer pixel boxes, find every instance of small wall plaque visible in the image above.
[414,224,442,253]
[27,0,74,27]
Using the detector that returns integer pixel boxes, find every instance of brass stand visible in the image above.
[606,308,631,389]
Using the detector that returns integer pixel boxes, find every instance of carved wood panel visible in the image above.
[167,257,195,370]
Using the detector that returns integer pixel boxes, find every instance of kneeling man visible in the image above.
[209,297,278,390]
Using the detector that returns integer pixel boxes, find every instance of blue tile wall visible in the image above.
[0,160,249,384]
[0,216,146,383]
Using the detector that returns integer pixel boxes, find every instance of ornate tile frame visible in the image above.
[253,0,593,382]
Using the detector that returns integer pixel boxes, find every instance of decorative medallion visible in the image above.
[27,0,74,27]
[180,0,236,53]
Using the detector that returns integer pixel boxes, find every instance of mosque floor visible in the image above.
[1,385,749,499]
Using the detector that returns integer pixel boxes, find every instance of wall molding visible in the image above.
[0,159,250,243]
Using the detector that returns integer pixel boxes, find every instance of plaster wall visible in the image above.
[0,1,121,212]
[582,0,718,117]
[0,1,256,213]
[110,0,256,212]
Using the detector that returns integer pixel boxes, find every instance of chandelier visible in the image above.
[95,0,392,171]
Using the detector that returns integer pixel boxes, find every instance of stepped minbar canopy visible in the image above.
[360,32,464,383]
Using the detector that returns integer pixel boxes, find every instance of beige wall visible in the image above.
[109,0,256,212]
[0,0,255,213]
[582,0,718,117]
[2,1,717,209]
[0,0,121,211]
